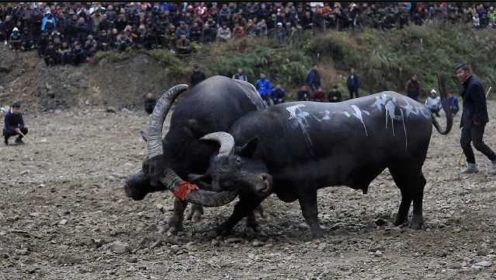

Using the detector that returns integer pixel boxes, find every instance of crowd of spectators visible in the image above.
[1,2,495,67]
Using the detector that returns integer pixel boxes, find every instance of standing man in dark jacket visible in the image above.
[306,64,321,93]
[455,63,496,174]
[190,64,206,87]
[405,74,421,101]
[346,68,360,99]
[3,102,28,145]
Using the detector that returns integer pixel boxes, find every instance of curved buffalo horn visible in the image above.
[161,168,237,207]
[147,84,189,160]
[200,132,235,157]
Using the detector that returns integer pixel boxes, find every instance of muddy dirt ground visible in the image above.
[1,103,495,280]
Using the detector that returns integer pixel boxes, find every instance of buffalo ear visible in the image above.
[237,137,259,158]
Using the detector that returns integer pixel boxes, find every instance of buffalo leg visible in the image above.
[297,188,323,239]
[186,204,204,222]
[389,165,426,228]
[410,173,426,229]
[246,205,266,232]
[217,194,265,236]
[168,198,187,233]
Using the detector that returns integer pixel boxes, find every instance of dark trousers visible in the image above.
[348,89,359,99]
[460,124,496,164]
[3,127,28,142]
[407,92,419,101]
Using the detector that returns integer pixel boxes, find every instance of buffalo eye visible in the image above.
[234,156,242,166]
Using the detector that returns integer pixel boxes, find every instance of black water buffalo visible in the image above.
[200,91,453,238]
[125,75,267,232]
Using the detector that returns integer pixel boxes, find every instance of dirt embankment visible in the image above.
[0,45,182,112]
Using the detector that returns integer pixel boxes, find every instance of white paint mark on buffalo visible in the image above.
[286,104,314,154]
[351,105,368,136]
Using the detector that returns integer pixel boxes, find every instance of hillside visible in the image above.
[1,23,495,111]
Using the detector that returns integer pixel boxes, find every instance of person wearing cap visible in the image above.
[455,63,496,175]
[3,102,28,145]
[424,89,442,117]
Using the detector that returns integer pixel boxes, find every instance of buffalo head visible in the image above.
[124,85,238,207]
[199,132,273,197]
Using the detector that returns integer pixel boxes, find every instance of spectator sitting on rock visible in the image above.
[44,42,57,66]
[83,34,98,57]
[233,23,245,39]
[189,21,202,42]
[71,41,86,65]
[57,41,72,64]
[97,30,110,51]
[271,84,286,104]
[175,21,190,38]
[175,34,192,54]
[328,85,343,102]
[217,24,232,41]
[297,85,311,101]
[312,86,326,102]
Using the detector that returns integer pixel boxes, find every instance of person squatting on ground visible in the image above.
[425,89,442,117]
[3,102,28,146]
[328,85,343,102]
[455,63,496,174]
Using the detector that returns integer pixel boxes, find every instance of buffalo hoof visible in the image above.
[393,216,408,227]
[186,205,204,222]
[216,224,233,236]
[410,215,424,229]
[167,217,184,235]
[310,227,324,239]
[246,216,259,232]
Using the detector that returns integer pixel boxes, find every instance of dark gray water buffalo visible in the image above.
[125,75,267,232]
[200,90,453,238]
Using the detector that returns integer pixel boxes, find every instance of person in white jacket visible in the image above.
[425,89,442,117]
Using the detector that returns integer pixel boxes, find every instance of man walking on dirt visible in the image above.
[455,63,496,175]
[3,102,28,145]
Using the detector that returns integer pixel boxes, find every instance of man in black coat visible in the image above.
[455,63,496,174]
[3,102,28,145]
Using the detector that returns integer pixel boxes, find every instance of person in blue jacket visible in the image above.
[256,73,271,104]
